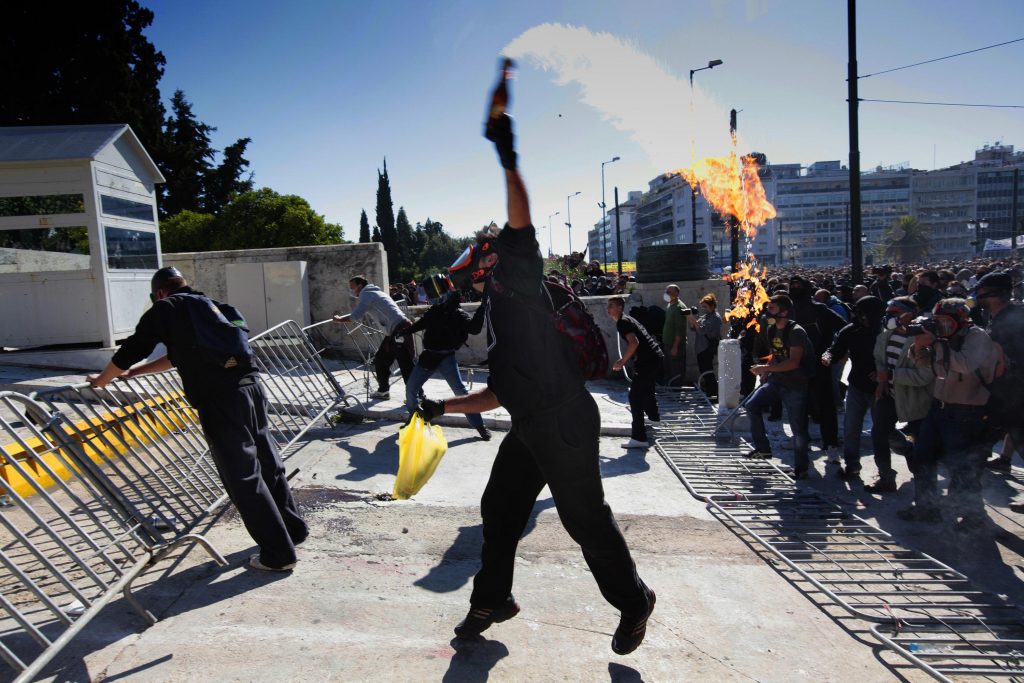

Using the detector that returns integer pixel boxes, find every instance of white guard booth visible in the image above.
[0,124,165,348]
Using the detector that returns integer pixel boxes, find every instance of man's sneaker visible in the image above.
[621,439,650,449]
[954,516,987,533]
[454,596,520,638]
[611,589,656,655]
[985,457,1012,474]
[369,390,390,400]
[864,476,898,493]
[248,553,297,572]
[744,449,772,459]
[837,465,862,481]
[647,415,661,423]
[896,505,941,523]
[476,426,492,441]
[793,469,809,481]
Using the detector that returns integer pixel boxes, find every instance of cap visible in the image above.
[975,271,1012,292]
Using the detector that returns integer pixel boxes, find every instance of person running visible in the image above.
[607,295,663,449]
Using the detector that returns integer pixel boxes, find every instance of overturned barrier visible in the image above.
[0,391,225,683]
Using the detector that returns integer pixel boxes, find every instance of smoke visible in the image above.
[504,23,736,171]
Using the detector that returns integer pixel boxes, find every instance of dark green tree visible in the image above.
[161,90,216,216]
[423,218,444,237]
[372,226,382,242]
[203,137,253,214]
[0,1,167,155]
[359,210,371,243]
[376,159,397,273]
[159,210,217,252]
[881,215,931,263]
[396,206,414,265]
[214,188,343,250]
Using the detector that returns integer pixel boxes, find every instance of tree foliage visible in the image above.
[358,210,371,243]
[204,137,253,214]
[881,215,931,263]
[376,159,397,273]
[159,189,345,252]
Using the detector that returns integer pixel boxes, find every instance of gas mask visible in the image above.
[934,315,961,338]
[448,240,498,290]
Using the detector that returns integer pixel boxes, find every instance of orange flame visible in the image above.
[722,258,771,332]
[671,153,776,239]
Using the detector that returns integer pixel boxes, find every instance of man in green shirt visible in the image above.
[662,284,691,386]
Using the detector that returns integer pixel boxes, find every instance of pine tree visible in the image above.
[204,137,253,214]
[396,207,414,267]
[372,226,382,242]
[161,90,216,216]
[376,158,397,273]
[359,210,371,243]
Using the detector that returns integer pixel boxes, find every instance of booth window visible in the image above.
[104,226,158,270]
[0,226,90,272]
[100,194,155,222]
[0,194,85,217]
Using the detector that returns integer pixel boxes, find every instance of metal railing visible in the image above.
[0,391,225,682]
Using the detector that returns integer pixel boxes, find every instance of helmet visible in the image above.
[423,272,454,304]
[448,239,497,290]
[931,298,971,337]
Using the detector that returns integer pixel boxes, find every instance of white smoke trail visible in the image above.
[504,23,737,171]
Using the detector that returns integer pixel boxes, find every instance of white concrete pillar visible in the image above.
[718,338,742,413]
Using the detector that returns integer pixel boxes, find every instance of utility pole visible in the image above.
[1012,167,1020,256]
[777,219,783,265]
[848,0,864,283]
[729,109,740,272]
[614,187,622,276]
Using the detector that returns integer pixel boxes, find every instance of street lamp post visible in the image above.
[787,243,799,265]
[566,191,581,254]
[689,59,723,245]
[967,219,989,256]
[546,211,559,257]
[600,156,620,269]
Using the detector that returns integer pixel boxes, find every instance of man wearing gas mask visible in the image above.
[415,65,654,655]
[403,273,490,441]
[896,299,1001,531]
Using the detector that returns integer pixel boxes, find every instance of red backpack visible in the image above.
[539,280,609,381]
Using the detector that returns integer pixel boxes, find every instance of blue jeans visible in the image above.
[746,379,810,471]
[405,352,484,429]
[843,385,896,477]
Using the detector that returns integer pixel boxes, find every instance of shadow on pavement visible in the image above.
[608,661,645,682]
[442,637,509,682]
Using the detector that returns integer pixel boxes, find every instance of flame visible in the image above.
[723,258,771,332]
[670,153,776,239]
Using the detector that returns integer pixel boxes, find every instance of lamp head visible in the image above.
[709,59,723,68]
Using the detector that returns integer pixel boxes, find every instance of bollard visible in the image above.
[717,339,749,431]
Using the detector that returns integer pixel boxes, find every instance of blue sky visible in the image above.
[144,0,1024,256]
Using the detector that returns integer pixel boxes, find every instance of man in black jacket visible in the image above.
[88,268,307,572]
[417,74,653,655]
[788,275,846,452]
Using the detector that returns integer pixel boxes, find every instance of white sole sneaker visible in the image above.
[621,439,650,449]
[249,553,296,572]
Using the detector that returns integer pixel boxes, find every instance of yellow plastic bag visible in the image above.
[393,414,448,499]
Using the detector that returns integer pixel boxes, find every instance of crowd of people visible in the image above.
[732,258,1024,530]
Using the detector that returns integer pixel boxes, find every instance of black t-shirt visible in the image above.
[485,224,582,417]
[407,297,473,351]
[616,315,663,370]
[111,286,257,404]
[766,321,811,388]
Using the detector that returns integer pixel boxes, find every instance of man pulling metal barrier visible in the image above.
[89,267,308,572]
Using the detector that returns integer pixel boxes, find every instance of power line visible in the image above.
[859,37,1024,79]
[860,98,1024,109]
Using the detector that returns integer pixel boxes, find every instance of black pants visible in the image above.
[196,380,308,567]
[696,344,718,396]
[629,365,660,441]
[374,321,415,392]
[470,392,649,614]
[808,370,839,447]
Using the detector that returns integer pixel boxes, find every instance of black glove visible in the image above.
[417,398,446,423]
[484,113,517,170]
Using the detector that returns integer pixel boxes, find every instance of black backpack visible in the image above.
[541,281,609,381]
[172,293,254,369]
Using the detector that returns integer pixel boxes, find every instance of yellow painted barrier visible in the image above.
[0,392,198,499]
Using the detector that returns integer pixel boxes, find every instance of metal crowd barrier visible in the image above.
[0,390,225,683]
[250,320,354,458]
[652,383,1024,681]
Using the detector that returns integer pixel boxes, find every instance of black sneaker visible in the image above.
[745,449,772,459]
[863,476,897,493]
[837,466,862,481]
[985,457,1012,474]
[896,505,941,523]
[611,589,656,655]
[476,426,492,441]
[954,517,987,533]
[454,596,520,638]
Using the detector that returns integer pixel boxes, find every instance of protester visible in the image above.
[88,267,307,572]
[897,299,1000,531]
[333,275,415,399]
[403,274,490,441]
[744,294,813,479]
[689,293,723,397]
[662,284,691,386]
[416,79,654,654]
[608,295,664,449]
